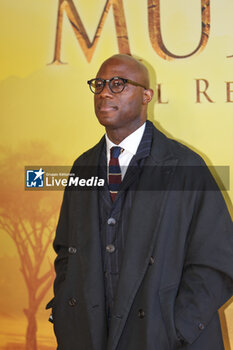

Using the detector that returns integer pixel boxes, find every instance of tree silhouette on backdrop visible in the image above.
[0,143,63,350]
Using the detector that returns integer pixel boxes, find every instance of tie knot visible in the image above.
[110,146,123,159]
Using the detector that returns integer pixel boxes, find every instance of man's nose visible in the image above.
[99,82,113,98]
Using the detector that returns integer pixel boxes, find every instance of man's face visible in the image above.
[94,58,146,134]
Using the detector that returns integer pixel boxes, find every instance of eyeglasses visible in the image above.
[87,76,147,94]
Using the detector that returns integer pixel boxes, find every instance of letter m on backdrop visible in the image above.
[51,0,131,64]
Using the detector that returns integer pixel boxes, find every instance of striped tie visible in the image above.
[108,146,124,201]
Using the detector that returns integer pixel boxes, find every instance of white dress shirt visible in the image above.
[105,123,146,180]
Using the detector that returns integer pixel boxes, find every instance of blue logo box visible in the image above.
[26,169,44,188]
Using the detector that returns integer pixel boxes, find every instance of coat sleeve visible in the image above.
[45,187,70,319]
[45,154,89,320]
[174,166,233,345]
[53,187,71,296]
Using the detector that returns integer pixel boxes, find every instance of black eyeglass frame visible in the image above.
[87,76,147,94]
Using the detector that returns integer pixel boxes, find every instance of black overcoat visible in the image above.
[46,125,233,350]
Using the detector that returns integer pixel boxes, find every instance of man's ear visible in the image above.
[142,89,154,105]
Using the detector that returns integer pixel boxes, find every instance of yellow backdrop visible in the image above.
[0,0,232,349]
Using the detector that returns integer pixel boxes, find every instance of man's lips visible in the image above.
[97,104,118,112]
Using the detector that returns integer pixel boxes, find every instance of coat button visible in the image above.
[107,217,116,225]
[149,256,155,265]
[68,297,77,307]
[68,246,77,254]
[106,244,115,253]
[198,322,205,331]
[138,309,145,319]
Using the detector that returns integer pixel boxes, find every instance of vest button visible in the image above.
[106,244,115,253]
[138,309,145,319]
[107,217,116,225]
[68,297,77,307]
[68,246,77,254]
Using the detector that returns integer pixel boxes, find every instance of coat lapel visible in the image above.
[107,126,178,350]
[71,137,108,349]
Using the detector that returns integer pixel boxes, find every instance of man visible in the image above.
[46,54,233,350]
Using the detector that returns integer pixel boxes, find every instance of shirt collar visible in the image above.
[105,122,146,156]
